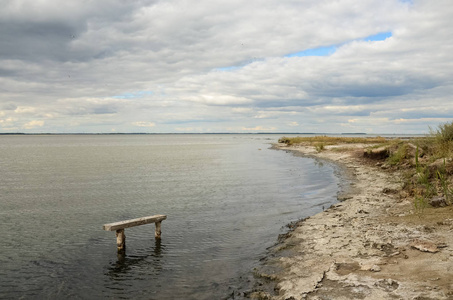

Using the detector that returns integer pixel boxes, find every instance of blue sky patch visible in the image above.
[213,32,393,73]
[113,90,153,99]
[214,57,263,72]
[286,46,337,58]
[214,66,242,72]
[362,32,392,42]
[285,31,392,58]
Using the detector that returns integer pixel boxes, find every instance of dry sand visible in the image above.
[254,143,453,300]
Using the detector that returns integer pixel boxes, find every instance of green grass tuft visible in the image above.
[387,143,409,165]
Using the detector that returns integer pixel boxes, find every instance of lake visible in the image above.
[0,134,340,299]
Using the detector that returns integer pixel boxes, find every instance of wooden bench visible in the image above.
[103,214,167,253]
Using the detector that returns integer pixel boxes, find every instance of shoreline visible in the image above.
[253,143,453,299]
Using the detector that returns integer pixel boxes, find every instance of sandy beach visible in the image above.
[253,142,453,300]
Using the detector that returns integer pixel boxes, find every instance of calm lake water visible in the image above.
[0,134,340,299]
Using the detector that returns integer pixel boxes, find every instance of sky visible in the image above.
[0,0,452,134]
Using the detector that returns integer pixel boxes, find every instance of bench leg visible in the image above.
[116,229,126,253]
[155,221,162,239]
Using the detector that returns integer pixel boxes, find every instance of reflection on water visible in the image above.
[109,238,165,277]
[104,238,168,300]
[0,134,340,299]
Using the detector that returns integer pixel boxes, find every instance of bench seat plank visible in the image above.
[103,214,167,231]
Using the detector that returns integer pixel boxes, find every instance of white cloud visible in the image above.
[0,0,452,133]
[132,121,156,127]
[23,120,44,129]
[242,126,277,131]
[185,94,253,106]
[175,127,196,132]
[232,107,253,113]
[0,117,16,127]
[14,106,37,114]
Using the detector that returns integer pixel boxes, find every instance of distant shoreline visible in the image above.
[0,132,426,136]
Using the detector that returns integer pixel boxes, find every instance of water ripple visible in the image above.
[0,134,339,299]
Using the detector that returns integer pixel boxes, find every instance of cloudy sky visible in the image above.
[0,0,452,133]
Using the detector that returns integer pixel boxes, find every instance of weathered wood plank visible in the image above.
[103,214,167,231]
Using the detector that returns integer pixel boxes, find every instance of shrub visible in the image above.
[278,137,292,145]
[387,143,409,165]
[315,142,325,152]
[432,121,453,143]
[430,121,453,158]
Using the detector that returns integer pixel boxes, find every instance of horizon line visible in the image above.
[0,132,426,136]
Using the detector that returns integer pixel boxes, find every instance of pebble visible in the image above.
[371,265,381,272]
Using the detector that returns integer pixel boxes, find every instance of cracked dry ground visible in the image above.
[261,146,453,300]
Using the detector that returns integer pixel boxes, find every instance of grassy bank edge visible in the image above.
[278,121,453,215]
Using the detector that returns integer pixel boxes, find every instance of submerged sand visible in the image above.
[254,143,453,300]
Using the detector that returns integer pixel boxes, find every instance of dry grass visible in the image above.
[278,136,388,146]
